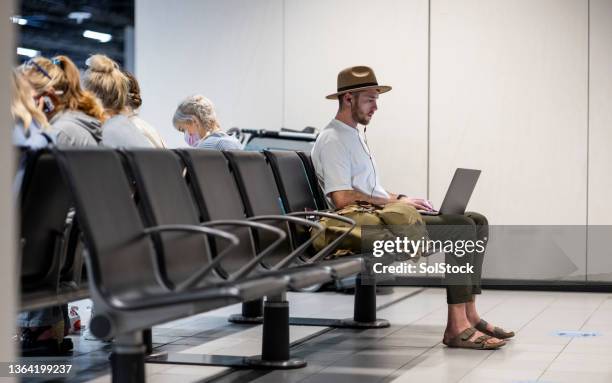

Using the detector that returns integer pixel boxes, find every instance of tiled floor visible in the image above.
[25,288,612,383]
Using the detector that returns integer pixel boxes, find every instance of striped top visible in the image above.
[196,131,242,150]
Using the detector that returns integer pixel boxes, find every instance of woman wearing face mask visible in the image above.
[172,95,242,150]
[83,54,154,148]
[19,55,104,146]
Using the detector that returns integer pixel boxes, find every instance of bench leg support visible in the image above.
[228,298,264,324]
[147,295,306,369]
[246,295,306,369]
[289,273,390,329]
[111,332,146,383]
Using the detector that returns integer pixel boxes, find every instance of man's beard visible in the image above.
[351,103,371,125]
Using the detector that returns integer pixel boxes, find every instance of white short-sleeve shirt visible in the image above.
[311,119,390,208]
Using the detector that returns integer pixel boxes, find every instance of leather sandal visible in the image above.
[442,327,506,350]
[475,319,515,339]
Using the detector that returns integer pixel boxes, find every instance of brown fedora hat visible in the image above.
[326,65,392,100]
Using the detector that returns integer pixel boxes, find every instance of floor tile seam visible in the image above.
[450,353,494,383]
[577,295,608,332]
[205,328,339,383]
[535,295,606,381]
[261,359,340,383]
[376,288,428,311]
[472,291,513,365]
[189,367,237,383]
[466,290,556,374]
[380,288,451,339]
[292,367,327,383]
[359,287,432,338]
[186,288,437,383]
[461,294,563,379]
[378,345,440,383]
[479,292,510,317]
[515,294,561,330]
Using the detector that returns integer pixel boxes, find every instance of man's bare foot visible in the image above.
[467,313,515,339]
[465,299,499,334]
[467,313,495,332]
[446,302,505,348]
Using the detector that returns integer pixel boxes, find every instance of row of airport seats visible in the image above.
[18,148,393,383]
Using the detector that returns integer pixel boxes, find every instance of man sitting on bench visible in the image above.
[311,65,514,350]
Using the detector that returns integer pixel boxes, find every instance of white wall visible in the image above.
[137,0,429,196]
[587,0,612,281]
[136,0,611,282]
[430,0,588,226]
[136,0,284,148]
[429,0,589,280]
[284,0,429,197]
[1,0,16,367]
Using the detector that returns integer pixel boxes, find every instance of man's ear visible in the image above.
[343,93,353,107]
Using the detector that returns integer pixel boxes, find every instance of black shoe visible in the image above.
[20,328,73,357]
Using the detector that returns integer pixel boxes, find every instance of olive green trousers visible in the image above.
[421,212,488,304]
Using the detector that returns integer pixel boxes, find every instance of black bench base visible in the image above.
[147,353,248,368]
[147,352,307,370]
[228,298,264,324]
[246,357,306,369]
[228,313,264,324]
[289,317,390,328]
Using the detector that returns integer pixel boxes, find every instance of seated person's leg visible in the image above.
[17,306,72,355]
[421,214,477,304]
[465,211,488,296]
[422,214,505,348]
[463,212,514,339]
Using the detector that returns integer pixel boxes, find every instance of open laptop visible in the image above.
[420,168,481,215]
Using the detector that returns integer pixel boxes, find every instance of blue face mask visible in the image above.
[184,131,201,147]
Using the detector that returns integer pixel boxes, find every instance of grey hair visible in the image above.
[172,94,219,132]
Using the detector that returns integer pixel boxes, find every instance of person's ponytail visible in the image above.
[83,54,128,114]
[52,55,105,121]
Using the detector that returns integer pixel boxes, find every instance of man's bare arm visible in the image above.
[330,190,435,211]
[330,190,393,209]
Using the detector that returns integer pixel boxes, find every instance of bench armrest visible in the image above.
[287,211,357,263]
[199,219,287,281]
[143,224,239,292]
[247,215,324,270]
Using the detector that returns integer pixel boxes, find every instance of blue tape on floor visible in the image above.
[553,330,601,337]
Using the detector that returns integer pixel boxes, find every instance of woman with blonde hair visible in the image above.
[12,70,74,356]
[19,55,104,146]
[11,70,54,149]
[123,70,166,148]
[83,54,154,148]
[173,95,242,150]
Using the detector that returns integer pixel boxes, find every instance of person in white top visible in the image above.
[123,71,167,148]
[83,54,156,149]
[311,66,513,350]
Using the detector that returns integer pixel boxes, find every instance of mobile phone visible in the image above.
[42,96,55,113]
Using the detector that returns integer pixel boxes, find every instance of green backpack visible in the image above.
[312,201,429,260]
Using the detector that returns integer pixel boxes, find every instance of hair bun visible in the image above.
[86,54,118,74]
[191,95,207,103]
[128,92,142,108]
